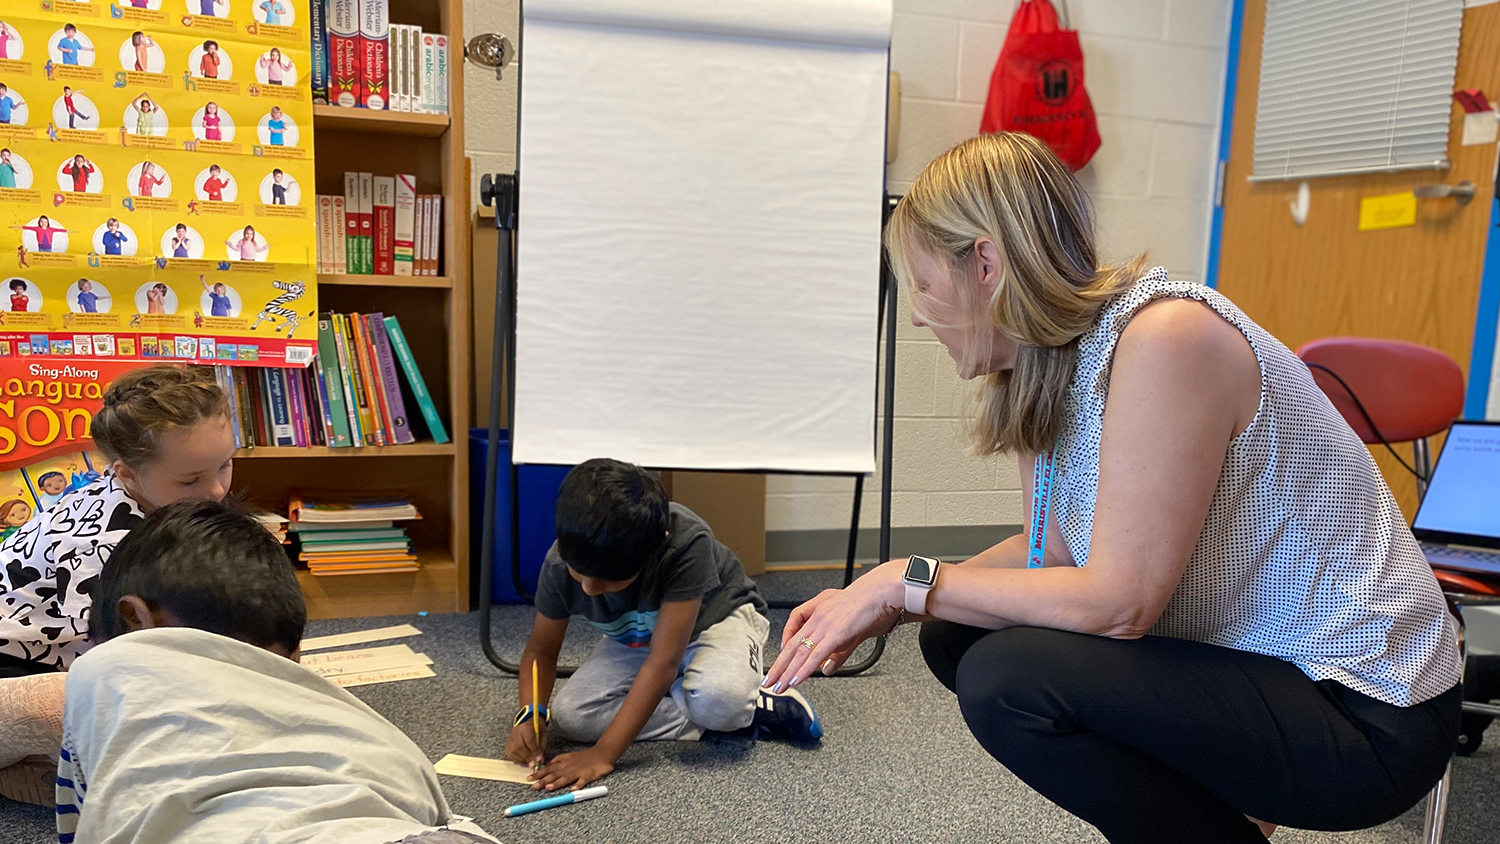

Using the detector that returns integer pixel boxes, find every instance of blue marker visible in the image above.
[504,785,608,818]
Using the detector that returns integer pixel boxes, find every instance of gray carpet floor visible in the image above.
[2,570,1497,843]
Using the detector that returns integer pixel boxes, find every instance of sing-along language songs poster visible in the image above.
[0,0,317,368]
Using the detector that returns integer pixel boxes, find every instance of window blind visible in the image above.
[1251,0,1463,182]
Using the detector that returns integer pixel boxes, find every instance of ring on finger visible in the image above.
[799,637,817,651]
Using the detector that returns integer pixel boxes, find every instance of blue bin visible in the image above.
[468,429,572,604]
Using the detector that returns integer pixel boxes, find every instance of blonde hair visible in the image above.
[92,365,229,466]
[886,132,1148,456]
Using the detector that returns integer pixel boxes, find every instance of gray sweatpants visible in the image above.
[550,603,769,743]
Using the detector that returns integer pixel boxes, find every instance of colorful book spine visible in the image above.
[420,31,438,114]
[332,196,347,274]
[357,172,374,274]
[330,315,365,445]
[317,195,334,274]
[373,175,394,275]
[342,172,360,273]
[350,314,389,445]
[385,315,449,444]
[434,34,449,115]
[290,368,309,447]
[393,174,415,276]
[316,316,353,446]
[329,0,361,107]
[314,363,336,445]
[341,314,377,445]
[357,0,389,110]
[390,23,408,111]
[310,0,331,104]
[368,313,414,444]
[268,369,295,446]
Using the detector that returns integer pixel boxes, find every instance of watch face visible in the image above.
[906,555,934,585]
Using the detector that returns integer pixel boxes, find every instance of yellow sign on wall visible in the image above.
[1358,191,1417,232]
[0,0,316,367]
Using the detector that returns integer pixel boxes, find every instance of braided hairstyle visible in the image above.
[91,366,229,468]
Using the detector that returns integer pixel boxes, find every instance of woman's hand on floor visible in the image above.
[764,560,904,690]
[528,745,615,792]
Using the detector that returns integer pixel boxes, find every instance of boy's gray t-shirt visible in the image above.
[534,504,766,648]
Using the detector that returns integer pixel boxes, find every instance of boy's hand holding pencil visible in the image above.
[505,661,550,771]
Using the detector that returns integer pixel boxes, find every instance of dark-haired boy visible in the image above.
[509,458,821,792]
[56,498,493,843]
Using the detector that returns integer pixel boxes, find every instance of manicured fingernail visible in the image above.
[821,659,836,675]
[761,676,772,687]
[773,682,785,693]
[791,675,802,687]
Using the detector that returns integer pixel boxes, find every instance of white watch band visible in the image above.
[904,581,931,615]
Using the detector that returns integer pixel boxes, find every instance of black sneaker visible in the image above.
[751,686,824,743]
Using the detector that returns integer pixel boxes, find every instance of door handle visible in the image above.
[1413,181,1476,204]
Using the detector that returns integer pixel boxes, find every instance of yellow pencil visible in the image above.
[531,661,542,769]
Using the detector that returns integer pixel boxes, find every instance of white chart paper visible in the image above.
[514,0,891,472]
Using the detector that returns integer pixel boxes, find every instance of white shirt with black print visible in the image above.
[0,474,144,669]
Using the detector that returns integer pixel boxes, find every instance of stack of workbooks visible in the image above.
[255,512,290,545]
[290,492,421,576]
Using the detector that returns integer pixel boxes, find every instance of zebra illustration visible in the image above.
[249,279,309,338]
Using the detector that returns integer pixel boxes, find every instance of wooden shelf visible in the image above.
[298,549,459,620]
[237,443,458,458]
[319,273,454,289]
[312,104,451,137]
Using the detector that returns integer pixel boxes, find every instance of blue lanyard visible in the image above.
[1027,450,1054,569]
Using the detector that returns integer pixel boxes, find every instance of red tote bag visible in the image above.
[979,0,1101,171]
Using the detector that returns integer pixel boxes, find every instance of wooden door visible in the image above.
[1216,0,1500,517]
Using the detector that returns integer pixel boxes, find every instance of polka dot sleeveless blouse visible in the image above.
[1053,269,1461,707]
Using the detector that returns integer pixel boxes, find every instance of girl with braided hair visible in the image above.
[0,364,232,806]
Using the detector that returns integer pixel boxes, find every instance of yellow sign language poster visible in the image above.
[0,0,316,367]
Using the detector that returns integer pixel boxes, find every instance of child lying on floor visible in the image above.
[509,458,822,792]
[57,498,493,844]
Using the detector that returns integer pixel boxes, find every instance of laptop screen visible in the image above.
[1412,422,1500,544]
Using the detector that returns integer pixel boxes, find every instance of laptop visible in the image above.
[1412,420,1500,577]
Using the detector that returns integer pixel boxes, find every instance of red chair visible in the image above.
[1297,337,1500,844]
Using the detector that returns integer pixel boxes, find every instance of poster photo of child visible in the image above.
[136,281,178,315]
[199,275,241,318]
[128,160,172,198]
[56,153,101,194]
[92,218,137,257]
[0,148,33,190]
[52,87,99,132]
[15,216,70,253]
[259,168,300,206]
[162,223,205,259]
[0,82,27,126]
[0,21,24,62]
[189,40,233,80]
[118,31,166,74]
[68,278,113,313]
[254,0,295,27]
[257,106,298,146]
[254,48,296,87]
[188,0,230,18]
[193,102,236,142]
[49,24,96,68]
[195,163,236,202]
[125,93,168,136]
[3,277,40,312]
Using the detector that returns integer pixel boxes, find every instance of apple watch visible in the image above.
[903,555,941,615]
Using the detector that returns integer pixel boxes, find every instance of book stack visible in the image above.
[210,312,450,449]
[315,172,441,277]
[313,0,449,114]
[290,492,421,576]
[256,512,290,545]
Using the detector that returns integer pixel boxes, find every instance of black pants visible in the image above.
[920,623,1461,844]
[0,652,58,679]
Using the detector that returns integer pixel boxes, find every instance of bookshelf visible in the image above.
[231,0,471,620]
